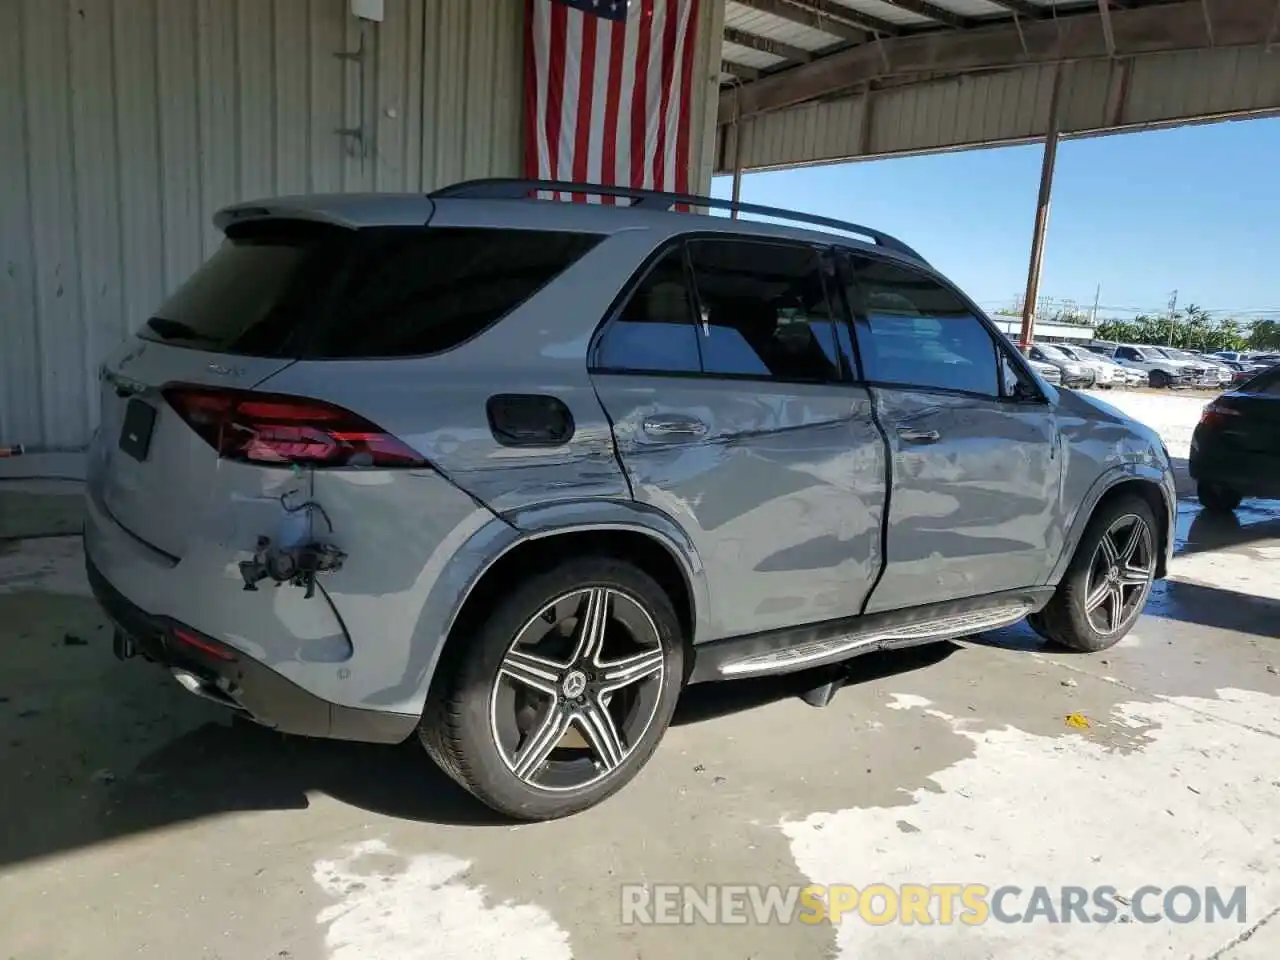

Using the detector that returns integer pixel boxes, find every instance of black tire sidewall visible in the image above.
[1198,482,1242,512]
[1056,495,1159,651]
[435,556,684,821]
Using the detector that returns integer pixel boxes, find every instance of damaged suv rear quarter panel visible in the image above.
[254,220,689,716]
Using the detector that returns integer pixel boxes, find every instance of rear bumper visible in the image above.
[1189,431,1280,498]
[87,555,417,744]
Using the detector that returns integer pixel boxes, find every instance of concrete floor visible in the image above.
[2,453,1278,959]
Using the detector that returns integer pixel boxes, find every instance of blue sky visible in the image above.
[711,116,1280,322]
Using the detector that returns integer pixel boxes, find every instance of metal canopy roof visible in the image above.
[717,0,1278,119]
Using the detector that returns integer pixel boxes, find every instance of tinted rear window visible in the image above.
[141,222,603,358]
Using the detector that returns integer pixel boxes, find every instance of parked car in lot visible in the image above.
[1025,343,1097,388]
[1052,343,1134,388]
[1155,347,1232,386]
[85,179,1177,820]
[1220,359,1266,385]
[1104,343,1207,388]
[1027,357,1062,386]
[1191,365,1280,511]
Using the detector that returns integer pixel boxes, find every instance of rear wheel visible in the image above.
[1197,482,1242,513]
[419,557,683,821]
[1149,369,1171,389]
[1029,495,1158,652]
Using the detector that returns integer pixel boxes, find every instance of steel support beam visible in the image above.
[777,0,900,36]
[723,26,817,62]
[729,0,867,42]
[984,0,1044,16]
[721,59,761,81]
[1098,0,1116,57]
[882,0,968,29]
[1019,65,1063,349]
[718,0,1276,122]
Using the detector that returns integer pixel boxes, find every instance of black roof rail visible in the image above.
[428,178,926,263]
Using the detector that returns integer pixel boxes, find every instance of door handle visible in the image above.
[897,427,940,444]
[643,416,708,438]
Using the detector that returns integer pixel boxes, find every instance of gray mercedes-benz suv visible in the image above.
[86,179,1176,820]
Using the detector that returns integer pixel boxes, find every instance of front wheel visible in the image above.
[1028,495,1158,652]
[1198,482,1242,513]
[1149,369,1171,389]
[419,557,684,821]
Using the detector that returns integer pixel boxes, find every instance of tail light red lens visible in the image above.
[162,385,427,468]
[1199,402,1242,428]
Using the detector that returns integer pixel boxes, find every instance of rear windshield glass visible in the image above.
[140,222,603,358]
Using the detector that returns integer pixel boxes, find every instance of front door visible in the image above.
[839,252,1062,614]
[590,238,888,641]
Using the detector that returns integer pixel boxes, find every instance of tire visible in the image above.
[1149,369,1171,389]
[1029,494,1159,652]
[1197,482,1242,513]
[419,556,684,821]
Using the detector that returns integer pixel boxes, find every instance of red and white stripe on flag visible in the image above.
[524,0,702,202]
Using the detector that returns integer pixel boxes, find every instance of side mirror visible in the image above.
[1012,380,1043,403]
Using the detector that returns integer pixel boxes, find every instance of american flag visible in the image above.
[524,0,702,202]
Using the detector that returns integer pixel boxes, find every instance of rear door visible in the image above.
[589,237,888,641]
[839,252,1062,614]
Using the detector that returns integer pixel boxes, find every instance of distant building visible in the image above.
[989,319,1096,343]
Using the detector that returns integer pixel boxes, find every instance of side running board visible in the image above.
[688,589,1052,683]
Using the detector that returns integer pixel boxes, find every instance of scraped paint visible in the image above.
[781,689,1280,960]
[313,839,573,960]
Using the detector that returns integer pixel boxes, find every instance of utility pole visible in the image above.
[1166,289,1179,346]
[1018,64,1064,349]
[1090,283,1101,326]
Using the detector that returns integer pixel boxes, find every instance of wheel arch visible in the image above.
[418,505,710,712]
[1050,466,1174,585]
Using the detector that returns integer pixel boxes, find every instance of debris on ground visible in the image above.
[1061,677,1078,688]
[1267,665,1278,675]
[1065,713,1091,729]
[89,769,116,785]
[63,632,88,646]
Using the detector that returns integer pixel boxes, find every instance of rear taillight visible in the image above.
[1199,402,1242,428]
[162,385,427,468]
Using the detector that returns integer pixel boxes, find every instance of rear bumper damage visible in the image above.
[87,556,417,744]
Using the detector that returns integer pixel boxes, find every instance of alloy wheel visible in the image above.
[488,587,666,792]
[1083,513,1154,636]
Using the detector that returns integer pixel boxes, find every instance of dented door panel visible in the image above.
[866,388,1060,613]
[592,375,886,641]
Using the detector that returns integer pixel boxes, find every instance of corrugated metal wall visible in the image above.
[0,0,524,449]
[718,45,1280,173]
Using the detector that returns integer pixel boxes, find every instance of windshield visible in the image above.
[1056,346,1087,361]
[1037,344,1069,361]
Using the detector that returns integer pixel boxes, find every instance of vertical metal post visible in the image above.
[1019,64,1064,349]
[730,85,743,219]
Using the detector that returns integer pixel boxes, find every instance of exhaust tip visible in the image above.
[169,668,247,713]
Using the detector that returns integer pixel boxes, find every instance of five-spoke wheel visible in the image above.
[492,587,666,791]
[1081,513,1155,638]
[419,558,683,821]
[1028,494,1159,652]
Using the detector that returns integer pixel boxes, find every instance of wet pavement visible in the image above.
[1,475,1278,959]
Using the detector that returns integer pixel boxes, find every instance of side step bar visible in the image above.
[688,588,1053,683]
